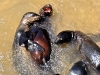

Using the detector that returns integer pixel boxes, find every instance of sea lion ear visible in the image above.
[22,12,39,20]
[21,12,41,26]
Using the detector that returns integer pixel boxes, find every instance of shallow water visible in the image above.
[0,0,100,75]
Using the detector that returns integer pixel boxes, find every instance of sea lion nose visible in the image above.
[39,4,53,17]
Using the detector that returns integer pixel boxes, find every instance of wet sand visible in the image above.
[0,0,100,75]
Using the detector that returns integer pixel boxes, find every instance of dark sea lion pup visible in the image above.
[13,4,53,65]
[69,61,87,75]
[13,4,59,75]
[55,30,100,71]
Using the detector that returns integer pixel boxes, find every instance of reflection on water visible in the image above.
[0,0,100,75]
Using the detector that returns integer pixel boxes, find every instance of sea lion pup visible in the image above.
[12,4,58,75]
[55,30,100,74]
